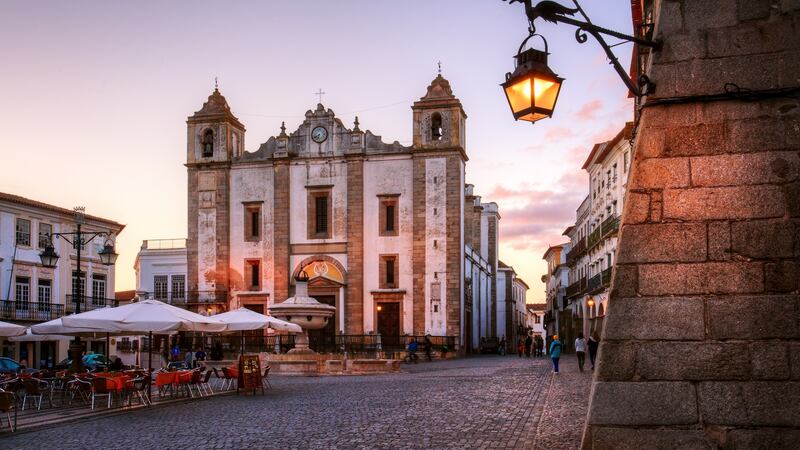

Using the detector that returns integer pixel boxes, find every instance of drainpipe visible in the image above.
[4,242,18,301]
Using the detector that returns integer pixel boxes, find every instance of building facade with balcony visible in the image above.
[0,192,124,368]
[542,243,571,351]
[563,123,633,339]
[525,303,546,342]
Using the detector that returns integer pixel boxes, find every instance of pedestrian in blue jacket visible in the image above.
[550,335,562,374]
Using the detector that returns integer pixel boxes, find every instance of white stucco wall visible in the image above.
[363,157,413,333]
[425,158,447,336]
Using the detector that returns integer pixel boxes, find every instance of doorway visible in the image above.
[377,302,401,349]
[307,295,336,352]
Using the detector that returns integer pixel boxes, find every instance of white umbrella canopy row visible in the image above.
[0,320,27,337]
[60,299,227,333]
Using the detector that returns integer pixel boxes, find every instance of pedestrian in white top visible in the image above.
[575,333,587,372]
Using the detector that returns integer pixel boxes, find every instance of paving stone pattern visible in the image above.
[0,356,595,450]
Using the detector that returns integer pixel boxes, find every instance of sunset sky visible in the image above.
[0,1,633,300]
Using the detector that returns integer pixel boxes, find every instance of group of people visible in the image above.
[405,335,435,362]
[548,331,600,374]
[516,333,544,357]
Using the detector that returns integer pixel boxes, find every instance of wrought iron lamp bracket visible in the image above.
[511,0,661,97]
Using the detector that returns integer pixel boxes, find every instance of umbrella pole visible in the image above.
[241,330,244,357]
[105,333,110,370]
[148,331,152,372]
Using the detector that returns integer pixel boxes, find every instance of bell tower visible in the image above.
[410,73,466,343]
[411,74,467,153]
[186,88,245,309]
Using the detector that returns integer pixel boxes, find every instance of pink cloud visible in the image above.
[576,99,603,120]
[544,125,575,141]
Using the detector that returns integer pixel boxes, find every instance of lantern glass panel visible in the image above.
[504,77,532,115]
[534,78,560,111]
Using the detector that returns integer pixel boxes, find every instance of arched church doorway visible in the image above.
[292,256,347,353]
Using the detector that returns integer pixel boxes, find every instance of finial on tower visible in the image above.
[437,61,442,75]
[214,76,219,90]
[353,116,360,132]
[279,121,287,137]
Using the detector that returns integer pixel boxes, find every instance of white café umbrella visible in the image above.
[10,329,73,342]
[213,308,302,356]
[61,300,227,371]
[0,320,26,337]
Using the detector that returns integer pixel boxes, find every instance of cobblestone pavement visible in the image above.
[531,357,593,450]
[0,355,591,450]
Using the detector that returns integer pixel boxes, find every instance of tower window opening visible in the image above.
[202,129,214,157]
[431,113,443,141]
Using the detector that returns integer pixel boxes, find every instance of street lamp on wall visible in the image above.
[502,0,661,122]
[501,35,564,123]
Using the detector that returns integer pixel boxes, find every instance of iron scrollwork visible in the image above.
[504,0,661,97]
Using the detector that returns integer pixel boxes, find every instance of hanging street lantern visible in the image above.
[39,242,60,268]
[98,241,119,266]
[501,37,563,123]
[501,1,661,123]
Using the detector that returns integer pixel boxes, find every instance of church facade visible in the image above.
[182,75,511,352]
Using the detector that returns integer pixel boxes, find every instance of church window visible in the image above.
[623,152,629,173]
[243,203,262,242]
[379,195,399,237]
[246,259,261,291]
[202,129,214,157]
[431,113,443,141]
[307,189,332,239]
[380,255,398,289]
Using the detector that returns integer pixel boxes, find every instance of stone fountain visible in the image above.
[269,270,335,354]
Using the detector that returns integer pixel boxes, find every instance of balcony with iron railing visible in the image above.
[566,238,587,264]
[600,215,620,239]
[0,301,65,322]
[143,290,228,306]
[566,277,586,299]
[586,215,620,252]
[65,295,118,314]
[587,272,602,292]
[601,267,613,287]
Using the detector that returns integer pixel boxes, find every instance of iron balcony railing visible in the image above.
[65,295,118,314]
[601,267,613,287]
[566,238,587,264]
[143,291,228,306]
[0,301,65,322]
[566,277,587,299]
[601,215,620,239]
[587,273,602,292]
[586,215,620,252]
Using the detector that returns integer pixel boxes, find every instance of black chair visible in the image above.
[0,391,16,432]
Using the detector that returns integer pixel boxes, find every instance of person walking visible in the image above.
[549,335,562,373]
[423,335,433,362]
[524,334,533,358]
[534,335,543,357]
[575,332,587,372]
[588,331,600,370]
[517,338,524,358]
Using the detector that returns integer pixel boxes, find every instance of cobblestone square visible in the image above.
[0,356,592,449]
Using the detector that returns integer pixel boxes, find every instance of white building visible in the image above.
[525,303,546,341]
[134,239,188,305]
[563,123,632,338]
[0,192,124,368]
[542,243,571,349]
[497,262,529,350]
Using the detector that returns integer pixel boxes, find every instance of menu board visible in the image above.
[238,354,263,394]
